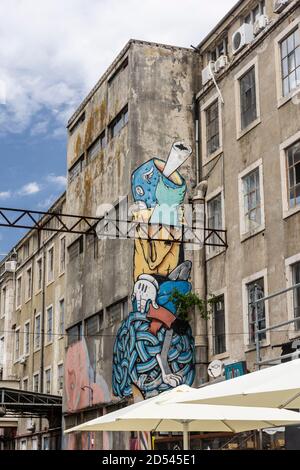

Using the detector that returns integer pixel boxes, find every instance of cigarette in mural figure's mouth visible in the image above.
[162,141,192,179]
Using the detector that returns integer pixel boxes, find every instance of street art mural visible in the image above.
[113,141,196,399]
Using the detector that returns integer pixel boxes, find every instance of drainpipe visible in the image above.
[192,180,208,386]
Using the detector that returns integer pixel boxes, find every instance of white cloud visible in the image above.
[46,174,67,188]
[0,0,236,136]
[0,191,11,199]
[18,182,42,196]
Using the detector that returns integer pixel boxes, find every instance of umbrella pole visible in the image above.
[183,422,190,450]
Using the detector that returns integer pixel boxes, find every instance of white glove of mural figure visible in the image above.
[156,354,183,388]
[132,274,159,313]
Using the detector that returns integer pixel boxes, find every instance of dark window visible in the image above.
[244,1,265,25]
[107,299,127,327]
[109,105,128,139]
[85,313,100,336]
[206,100,220,156]
[247,278,266,345]
[292,262,300,330]
[87,131,106,162]
[68,155,84,183]
[240,66,257,129]
[213,295,226,355]
[207,193,222,255]
[281,28,300,97]
[67,323,82,346]
[209,38,228,62]
[68,236,84,261]
[69,112,85,135]
[286,140,300,209]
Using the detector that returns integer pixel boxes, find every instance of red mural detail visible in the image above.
[65,339,105,412]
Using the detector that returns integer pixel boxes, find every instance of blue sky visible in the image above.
[0,0,236,257]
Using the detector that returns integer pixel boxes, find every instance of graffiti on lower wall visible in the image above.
[113,141,195,399]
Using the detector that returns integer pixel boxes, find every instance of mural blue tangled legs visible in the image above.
[113,141,196,399]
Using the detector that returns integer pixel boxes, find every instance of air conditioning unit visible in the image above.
[232,24,254,55]
[214,55,228,73]
[19,355,27,365]
[254,15,270,36]
[273,0,291,14]
[5,260,17,272]
[202,61,215,86]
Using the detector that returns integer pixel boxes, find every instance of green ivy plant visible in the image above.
[169,289,216,321]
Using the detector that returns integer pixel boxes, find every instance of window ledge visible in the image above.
[210,352,230,361]
[34,348,41,353]
[58,271,65,278]
[237,117,261,141]
[46,279,54,287]
[203,149,223,167]
[45,341,53,347]
[240,226,265,243]
[25,297,32,304]
[283,205,300,220]
[277,87,300,109]
[245,340,270,353]
[35,289,42,296]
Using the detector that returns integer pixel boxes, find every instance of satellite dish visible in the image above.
[207,360,224,378]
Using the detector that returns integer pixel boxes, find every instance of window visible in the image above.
[85,313,100,336]
[1,287,6,318]
[240,67,257,130]
[109,105,128,139]
[36,258,43,291]
[68,236,84,261]
[59,237,66,274]
[42,436,50,451]
[242,168,261,231]
[107,299,127,327]
[59,299,65,336]
[23,378,28,391]
[46,306,53,343]
[20,439,27,451]
[57,364,64,391]
[0,336,4,367]
[31,438,38,450]
[247,278,266,345]
[47,247,54,283]
[16,275,22,308]
[26,267,32,300]
[280,28,300,97]
[292,262,300,330]
[108,57,128,86]
[206,100,220,156]
[34,314,41,350]
[45,368,51,394]
[286,140,300,209]
[23,240,29,260]
[67,322,82,346]
[69,111,85,135]
[68,155,84,183]
[209,38,228,62]
[87,131,106,162]
[244,1,265,24]
[15,328,20,360]
[212,295,226,355]
[24,321,30,355]
[33,372,40,393]
[207,192,223,256]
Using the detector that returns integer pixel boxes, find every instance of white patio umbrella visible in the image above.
[160,359,300,409]
[64,396,300,450]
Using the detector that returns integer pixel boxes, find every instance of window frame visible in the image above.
[59,236,66,275]
[16,274,22,310]
[24,320,30,356]
[25,265,32,302]
[275,17,300,108]
[47,245,54,285]
[57,362,64,392]
[44,366,52,395]
[34,313,41,352]
[201,93,223,165]
[285,253,300,338]
[205,187,225,260]
[14,327,20,362]
[234,57,261,139]
[242,269,269,350]
[208,288,229,361]
[280,130,300,219]
[33,371,40,393]
[46,305,54,345]
[1,286,6,318]
[59,298,65,338]
[36,256,43,293]
[238,158,265,240]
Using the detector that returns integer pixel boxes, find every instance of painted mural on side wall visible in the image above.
[113,141,196,399]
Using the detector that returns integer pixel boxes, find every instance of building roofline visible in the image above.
[196,0,245,50]
[67,38,194,127]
